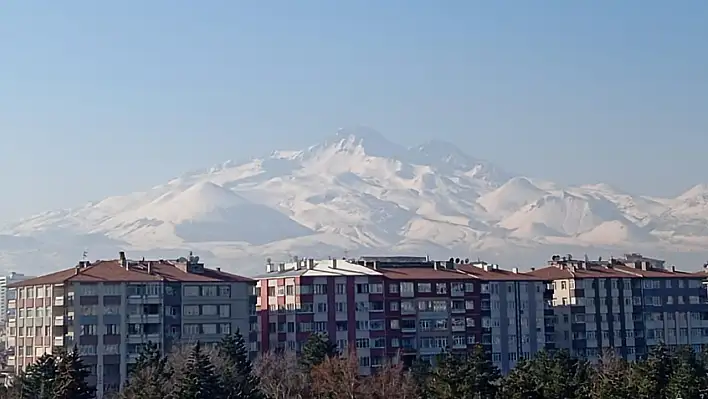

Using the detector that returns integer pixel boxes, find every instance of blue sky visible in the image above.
[1,1,707,223]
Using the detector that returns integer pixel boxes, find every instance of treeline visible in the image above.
[4,332,708,399]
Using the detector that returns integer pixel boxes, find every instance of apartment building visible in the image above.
[255,256,552,374]
[1,273,33,326]
[7,252,255,398]
[528,253,708,362]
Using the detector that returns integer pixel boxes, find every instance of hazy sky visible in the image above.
[1,1,707,223]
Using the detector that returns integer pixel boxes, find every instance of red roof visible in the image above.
[528,263,706,280]
[8,259,253,288]
[457,264,547,281]
[378,267,470,280]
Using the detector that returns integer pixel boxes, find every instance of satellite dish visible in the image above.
[464,258,470,264]
[194,256,200,263]
[455,258,461,264]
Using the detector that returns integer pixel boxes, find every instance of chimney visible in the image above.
[530,267,536,271]
[512,267,518,274]
[671,265,676,273]
[147,262,153,275]
[277,263,285,272]
[119,251,127,269]
[331,259,337,269]
[74,266,80,276]
[216,267,221,272]
[308,259,315,269]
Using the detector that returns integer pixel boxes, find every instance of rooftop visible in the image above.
[527,254,705,280]
[257,256,546,281]
[8,252,252,288]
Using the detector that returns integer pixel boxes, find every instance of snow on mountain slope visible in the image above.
[2,126,708,275]
[477,177,548,216]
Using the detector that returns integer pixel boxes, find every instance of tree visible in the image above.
[667,346,708,399]
[499,350,591,399]
[363,358,420,399]
[310,351,364,399]
[632,343,673,399]
[427,346,501,399]
[121,342,173,399]
[53,347,94,399]
[174,341,223,399]
[15,353,58,399]
[590,350,637,399]
[254,351,310,399]
[215,330,262,399]
[300,333,338,371]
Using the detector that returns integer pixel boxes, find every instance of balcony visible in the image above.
[54,336,64,347]
[127,333,161,344]
[127,313,162,324]
[53,316,64,326]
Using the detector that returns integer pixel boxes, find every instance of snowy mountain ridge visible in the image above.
[3,126,708,276]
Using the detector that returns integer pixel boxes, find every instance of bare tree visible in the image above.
[363,360,420,399]
[310,351,364,399]
[254,351,310,399]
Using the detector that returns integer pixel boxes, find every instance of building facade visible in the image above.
[255,256,553,375]
[529,253,708,361]
[7,252,255,398]
[0,272,33,326]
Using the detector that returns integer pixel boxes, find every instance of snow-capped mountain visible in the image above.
[3,126,708,276]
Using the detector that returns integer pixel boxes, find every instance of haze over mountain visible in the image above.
[3,126,708,276]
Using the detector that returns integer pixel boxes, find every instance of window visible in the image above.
[183,305,200,316]
[219,285,231,297]
[219,305,231,318]
[356,338,370,348]
[451,283,464,294]
[202,286,218,296]
[184,286,200,297]
[389,283,399,294]
[369,283,383,294]
[104,305,119,315]
[314,284,328,294]
[389,301,399,311]
[220,323,231,335]
[418,283,431,293]
[183,324,200,336]
[400,282,414,294]
[435,283,447,295]
[81,305,97,316]
[104,324,120,335]
[202,305,218,316]
[80,324,97,336]
[465,300,475,310]
[202,324,217,334]
[355,284,369,294]
[104,345,119,355]
[390,319,400,329]
[335,284,346,294]
[27,287,35,298]
[465,283,475,292]
[316,303,327,313]
[103,284,121,296]
[78,345,96,355]
[370,320,385,331]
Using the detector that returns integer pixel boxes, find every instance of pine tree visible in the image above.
[216,330,262,399]
[463,344,501,399]
[174,341,223,399]
[498,358,543,399]
[667,346,708,399]
[54,347,94,399]
[427,352,466,399]
[300,333,338,370]
[632,343,673,399]
[15,353,58,399]
[121,342,172,399]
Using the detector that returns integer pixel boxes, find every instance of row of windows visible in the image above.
[183,323,232,336]
[556,278,703,291]
[183,285,232,297]
[183,304,231,317]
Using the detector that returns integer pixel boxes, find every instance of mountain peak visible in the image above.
[678,183,708,200]
[305,125,406,159]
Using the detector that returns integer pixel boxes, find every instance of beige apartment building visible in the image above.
[7,252,256,398]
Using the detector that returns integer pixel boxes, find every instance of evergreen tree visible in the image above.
[632,343,673,399]
[174,341,223,399]
[667,346,708,399]
[409,358,434,399]
[499,350,591,399]
[427,352,466,399]
[53,347,94,399]
[300,333,338,370]
[216,329,262,399]
[590,350,636,399]
[121,342,172,399]
[497,358,543,399]
[15,353,58,399]
[463,344,502,399]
